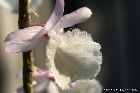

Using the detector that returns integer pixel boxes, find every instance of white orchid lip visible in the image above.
[62,79,102,93]
[46,29,102,89]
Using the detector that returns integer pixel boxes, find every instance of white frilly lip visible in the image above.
[46,29,102,89]
[62,79,102,93]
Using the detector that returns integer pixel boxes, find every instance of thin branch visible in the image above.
[18,0,33,93]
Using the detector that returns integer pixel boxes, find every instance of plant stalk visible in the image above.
[18,0,33,93]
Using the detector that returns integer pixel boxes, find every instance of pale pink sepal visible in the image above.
[4,26,44,53]
[33,69,54,80]
[44,0,64,30]
[15,68,50,93]
[53,7,92,31]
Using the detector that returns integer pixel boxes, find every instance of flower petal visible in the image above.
[44,0,64,30]
[15,78,49,93]
[16,66,53,80]
[53,7,92,31]
[15,67,49,93]
[34,77,49,93]
[46,29,102,89]
[33,67,54,81]
[4,26,44,53]
[62,79,102,93]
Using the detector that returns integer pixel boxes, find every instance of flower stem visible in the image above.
[18,0,33,93]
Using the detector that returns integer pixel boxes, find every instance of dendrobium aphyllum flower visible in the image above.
[4,0,102,92]
[15,68,51,93]
[16,68,102,93]
[4,0,92,53]
[0,0,43,13]
[46,29,102,89]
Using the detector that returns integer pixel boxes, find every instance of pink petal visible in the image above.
[4,26,44,53]
[69,82,76,88]
[33,69,51,78]
[15,69,50,93]
[33,69,49,77]
[16,67,54,80]
[53,7,92,31]
[15,83,47,93]
[44,0,64,30]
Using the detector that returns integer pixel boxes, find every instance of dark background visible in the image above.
[64,0,140,92]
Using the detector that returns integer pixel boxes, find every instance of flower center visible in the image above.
[44,33,49,39]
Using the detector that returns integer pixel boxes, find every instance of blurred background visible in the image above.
[0,0,140,93]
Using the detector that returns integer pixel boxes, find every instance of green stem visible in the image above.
[18,0,33,93]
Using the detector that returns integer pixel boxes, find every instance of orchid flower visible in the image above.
[16,69,102,93]
[0,0,43,13]
[4,0,92,53]
[4,0,102,92]
[46,28,102,89]
[15,67,54,93]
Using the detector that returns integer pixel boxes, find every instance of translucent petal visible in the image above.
[4,26,44,53]
[62,79,102,93]
[33,68,49,77]
[46,29,102,89]
[45,0,64,30]
[33,68,54,80]
[53,7,92,31]
[34,77,49,93]
[15,78,48,93]
[16,66,51,80]
[15,67,49,93]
